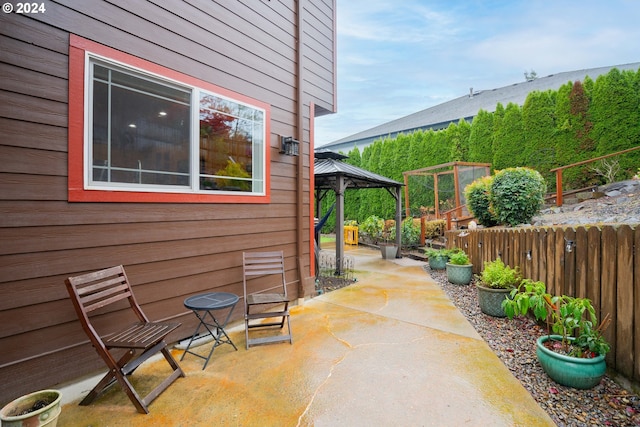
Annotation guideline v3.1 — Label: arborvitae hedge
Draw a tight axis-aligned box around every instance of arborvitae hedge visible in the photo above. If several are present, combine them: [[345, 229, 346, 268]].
[[318, 66, 640, 230]]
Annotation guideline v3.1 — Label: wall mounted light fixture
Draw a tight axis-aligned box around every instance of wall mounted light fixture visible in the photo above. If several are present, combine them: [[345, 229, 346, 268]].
[[565, 239, 575, 253], [280, 136, 300, 156]]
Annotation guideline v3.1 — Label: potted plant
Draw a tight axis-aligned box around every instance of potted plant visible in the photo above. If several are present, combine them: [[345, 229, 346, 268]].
[[360, 215, 384, 245], [425, 247, 449, 270], [445, 250, 473, 285], [379, 220, 398, 259], [502, 279, 611, 389], [475, 258, 521, 317], [1, 389, 62, 427]]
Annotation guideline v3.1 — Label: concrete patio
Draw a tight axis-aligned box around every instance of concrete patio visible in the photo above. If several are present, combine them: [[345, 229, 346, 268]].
[[56, 244, 555, 426]]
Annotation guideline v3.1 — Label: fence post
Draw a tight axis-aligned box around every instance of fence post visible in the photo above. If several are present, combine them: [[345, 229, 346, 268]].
[[555, 168, 563, 207]]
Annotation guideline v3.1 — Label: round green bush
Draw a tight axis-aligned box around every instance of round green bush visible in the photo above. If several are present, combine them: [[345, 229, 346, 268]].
[[489, 167, 547, 226], [464, 175, 498, 227]]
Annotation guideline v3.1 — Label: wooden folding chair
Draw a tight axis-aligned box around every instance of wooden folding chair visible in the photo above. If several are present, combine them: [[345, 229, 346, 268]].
[[242, 251, 293, 349], [65, 265, 185, 414]]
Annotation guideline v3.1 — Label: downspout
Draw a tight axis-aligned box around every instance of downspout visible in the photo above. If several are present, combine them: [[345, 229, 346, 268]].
[[295, 0, 310, 302]]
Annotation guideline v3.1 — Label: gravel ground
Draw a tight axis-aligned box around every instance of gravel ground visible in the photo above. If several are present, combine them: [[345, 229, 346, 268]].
[[427, 265, 640, 427]]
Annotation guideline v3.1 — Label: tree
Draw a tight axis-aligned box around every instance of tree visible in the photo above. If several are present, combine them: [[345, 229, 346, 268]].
[[590, 68, 640, 177], [448, 119, 472, 161], [493, 103, 525, 170], [522, 90, 556, 183], [468, 109, 494, 163]]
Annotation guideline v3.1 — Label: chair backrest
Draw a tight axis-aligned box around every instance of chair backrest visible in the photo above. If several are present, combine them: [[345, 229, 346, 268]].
[[242, 251, 287, 296], [65, 266, 148, 341]]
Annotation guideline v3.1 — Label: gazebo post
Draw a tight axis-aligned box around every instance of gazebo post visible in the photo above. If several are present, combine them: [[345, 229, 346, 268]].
[[395, 186, 402, 257], [334, 175, 346, 275]]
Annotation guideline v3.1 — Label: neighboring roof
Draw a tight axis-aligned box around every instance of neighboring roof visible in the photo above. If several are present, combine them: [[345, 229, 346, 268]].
[[314, 157, 403, 190], [320, 62, 640, 153]]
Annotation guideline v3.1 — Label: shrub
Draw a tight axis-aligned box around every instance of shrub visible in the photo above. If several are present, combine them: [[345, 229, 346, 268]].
[[490, 167, 547, 226], [400, 218, 420, 247], [424, 219, 446, 238], [360, 215, 384, 242], [464, 175, 498, 227]]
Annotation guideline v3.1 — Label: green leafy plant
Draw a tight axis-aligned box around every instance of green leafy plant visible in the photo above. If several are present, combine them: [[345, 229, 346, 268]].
[[448, 251, 470, 265], [360, 215, 384, 242], [502, 279, 611, 357], [489, 167, 547, 226], [382, 219, 396, 243], [464, 175, 498, 227], [478, 258, 521, 289], [424, 247, 462, 260], [400, 218, 420, 247]]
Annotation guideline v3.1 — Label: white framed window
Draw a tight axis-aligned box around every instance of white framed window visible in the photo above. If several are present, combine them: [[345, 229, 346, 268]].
[[69, 35, 270, 203]]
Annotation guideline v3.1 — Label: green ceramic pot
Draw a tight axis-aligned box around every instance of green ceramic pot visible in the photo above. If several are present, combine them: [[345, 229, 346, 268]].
[[476, 284, 512, 317], [428, 255, 447, 270], [536, 335, 606, 389], [445, 263, 473, 285]]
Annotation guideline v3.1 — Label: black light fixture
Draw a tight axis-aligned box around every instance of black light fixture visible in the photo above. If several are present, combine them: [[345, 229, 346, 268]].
[[280, 136, 300, 156]]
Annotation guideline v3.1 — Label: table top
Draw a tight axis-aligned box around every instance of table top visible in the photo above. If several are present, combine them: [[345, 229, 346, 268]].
[[184, 292, 239, 310]]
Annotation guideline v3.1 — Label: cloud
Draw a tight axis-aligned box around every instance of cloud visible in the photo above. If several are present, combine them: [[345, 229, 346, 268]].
[[315, 0, 640, 147]]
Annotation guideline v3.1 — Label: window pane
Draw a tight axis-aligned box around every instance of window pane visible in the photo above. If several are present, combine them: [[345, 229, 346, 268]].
[[91, 63, 191, 187], [199, 93, 263, 192]]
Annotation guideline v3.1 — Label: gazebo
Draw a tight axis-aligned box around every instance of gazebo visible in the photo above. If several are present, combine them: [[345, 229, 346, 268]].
[[314, 150, 404, 275]]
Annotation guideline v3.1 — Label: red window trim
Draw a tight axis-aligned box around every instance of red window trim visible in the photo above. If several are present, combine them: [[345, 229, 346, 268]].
[[68, 34, 271, 203]]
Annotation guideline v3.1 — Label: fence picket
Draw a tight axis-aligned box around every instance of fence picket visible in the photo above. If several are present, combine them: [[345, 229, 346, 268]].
[[564, 227, 576, 297], [634, 226, 640, 381], [600, 225, 617, 367], [616, 225, 634, 378], [553, 228, 565, 296], [575, 227, 588, 299]]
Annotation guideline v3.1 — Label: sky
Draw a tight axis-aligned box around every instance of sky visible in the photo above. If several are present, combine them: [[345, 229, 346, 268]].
[[314, 0, 640, 147]]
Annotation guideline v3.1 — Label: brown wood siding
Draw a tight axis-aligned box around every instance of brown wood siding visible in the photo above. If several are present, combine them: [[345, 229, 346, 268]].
[[303, 0, 336, 113], [0, 0, 335, 403]]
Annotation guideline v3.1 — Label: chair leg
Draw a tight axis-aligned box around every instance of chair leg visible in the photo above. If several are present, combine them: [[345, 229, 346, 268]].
[[286, 315, 293, 344], [245, 315, 250, 350], [82, 346, 184, 414], [79, 370, 117, 406], [161, 347, 185, 378], [80, 349, 136, 406], [117, 347, 184, 414], [117, 372, 149, 414]]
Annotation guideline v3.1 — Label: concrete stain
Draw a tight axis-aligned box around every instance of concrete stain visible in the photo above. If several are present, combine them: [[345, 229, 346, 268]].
[[57, 246, 554, 426]]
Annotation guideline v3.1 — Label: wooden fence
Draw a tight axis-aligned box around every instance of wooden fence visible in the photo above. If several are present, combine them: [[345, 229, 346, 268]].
[[445, 225, 639, 383]]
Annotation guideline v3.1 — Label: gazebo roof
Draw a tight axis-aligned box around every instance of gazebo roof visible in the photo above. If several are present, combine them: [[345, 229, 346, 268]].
[[314, 158, 403, 190]]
